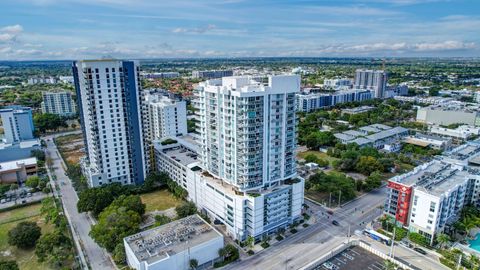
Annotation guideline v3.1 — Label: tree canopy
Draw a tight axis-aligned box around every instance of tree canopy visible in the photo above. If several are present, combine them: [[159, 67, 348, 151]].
[[8, 221, 42, 249]]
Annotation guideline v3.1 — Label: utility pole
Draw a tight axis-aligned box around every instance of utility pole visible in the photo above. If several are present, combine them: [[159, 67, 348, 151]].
[[389, 227, 396, 258], [338, 190, 342, 207]]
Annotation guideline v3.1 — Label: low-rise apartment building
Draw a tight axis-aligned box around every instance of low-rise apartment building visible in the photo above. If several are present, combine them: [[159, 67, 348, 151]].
[[0, 157, 37, 184], [296, 89, 373, 112], [385, 140, 480, 244], [334, 124, 409, 152]]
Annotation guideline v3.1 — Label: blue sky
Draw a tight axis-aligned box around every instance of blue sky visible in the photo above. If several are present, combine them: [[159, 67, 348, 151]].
[[0, 0, 479, 60]]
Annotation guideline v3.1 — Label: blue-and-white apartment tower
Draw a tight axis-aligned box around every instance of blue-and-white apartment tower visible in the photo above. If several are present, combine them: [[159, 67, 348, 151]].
[[73, 60, 148, 187]]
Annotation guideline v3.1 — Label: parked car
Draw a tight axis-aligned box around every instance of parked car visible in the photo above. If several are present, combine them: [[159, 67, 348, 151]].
[[399, 241, 412, 248], [332, 220, 340, 226], [414, 247, 427, 255], [327, 210, 334, 215]]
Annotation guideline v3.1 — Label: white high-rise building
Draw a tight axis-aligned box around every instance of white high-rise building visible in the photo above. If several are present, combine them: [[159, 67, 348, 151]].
[[145, 93, 187, 140], [73, 60, 149, 187], [0, 106, 35, 144], [41, 91, 77, 116], [196, 75, 299, 191], [354, 69, 387, 98]]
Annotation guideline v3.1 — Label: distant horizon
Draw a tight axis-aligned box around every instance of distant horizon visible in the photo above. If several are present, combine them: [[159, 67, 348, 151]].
[[1, 56, 480, 63], [1, 0, 479, 60]]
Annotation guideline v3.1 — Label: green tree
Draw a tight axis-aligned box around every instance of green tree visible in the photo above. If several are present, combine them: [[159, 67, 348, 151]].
[[77, 183, 130, 217], [90, 205, 142, 252], [109, 195, 146, 217], [355, 156, 383, 175], [364, 171, 383, 191], [175, 202, 197, 218], [189, 258, 198, 270], [0, 260, 19, 270], [9, 183, 18, 191], [8, 221, 42, 249], [436, 233, 451, 249], [35, 230, 72, 267], [113, 243, 127, 264], [33, 113, 67, 133], [245, 235, 255, 249], [154, 214, 172, 226], [25, 176, 40, 189], [409, 232, 429, 246], [30, 149, 46, 161], [383, 260, 396, 270]]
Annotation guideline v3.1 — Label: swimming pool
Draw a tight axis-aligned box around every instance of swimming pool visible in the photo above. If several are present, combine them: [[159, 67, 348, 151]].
[[469, 234, 480, 252]]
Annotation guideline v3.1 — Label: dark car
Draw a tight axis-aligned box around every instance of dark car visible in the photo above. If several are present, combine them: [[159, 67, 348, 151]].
[[327, 210, 334, 215], [332, 220, 340, 226], [414, 247, 427, 255]]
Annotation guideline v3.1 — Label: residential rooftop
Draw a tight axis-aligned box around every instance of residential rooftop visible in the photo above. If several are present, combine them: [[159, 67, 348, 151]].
[[0, 157, 37, 172], [124, 215, 222, 265]]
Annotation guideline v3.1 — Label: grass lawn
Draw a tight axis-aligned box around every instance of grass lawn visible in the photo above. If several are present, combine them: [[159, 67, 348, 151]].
[[297, 150, 339, 167], [140, 189, 183, 213], [0, 203, 54, 270]]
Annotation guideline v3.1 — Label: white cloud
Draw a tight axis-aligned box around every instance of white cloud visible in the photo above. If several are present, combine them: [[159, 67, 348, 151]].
[[172, 24, 217, 34], [0, 24, 23, 43]]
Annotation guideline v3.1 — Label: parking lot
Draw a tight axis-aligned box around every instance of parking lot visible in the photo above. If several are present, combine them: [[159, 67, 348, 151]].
[[318, 246, 385, 270]]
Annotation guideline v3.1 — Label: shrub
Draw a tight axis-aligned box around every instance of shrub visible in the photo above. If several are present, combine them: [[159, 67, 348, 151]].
[[290, 228, 297, 234], [260, 242, 270, 249], [247, 250, 254, 255], [303, 223, 309, 228], [275, 235, 284, 241]]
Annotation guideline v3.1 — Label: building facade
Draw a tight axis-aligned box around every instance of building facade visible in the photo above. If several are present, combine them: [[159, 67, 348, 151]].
[[354, 69, 387, 99], [384, 140, 480, 244], [124, 215, 223, 270], [416, 105, 480, 127], [153, 75, 305, 241], [41, 91, 77, 116], [296, 89, 372, 112], [0, 157, 37, 184], [0, 106, 35, 144], [192, 70, 233, 79], [73, 59, 149, 187], [144, 94, 187, 140], [196, 75, 298, 190]]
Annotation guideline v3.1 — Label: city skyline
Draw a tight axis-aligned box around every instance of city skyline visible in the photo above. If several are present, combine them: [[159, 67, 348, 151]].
[[0, 0, 479, 60]]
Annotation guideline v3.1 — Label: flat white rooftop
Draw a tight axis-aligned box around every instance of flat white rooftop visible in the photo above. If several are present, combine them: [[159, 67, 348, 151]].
[[124, 215, 221, 265], [0, 157, 37, 172]]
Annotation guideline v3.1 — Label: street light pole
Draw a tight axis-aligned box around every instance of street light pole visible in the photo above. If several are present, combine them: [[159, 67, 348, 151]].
[[338, 190, 342, 207], [389, 227, 396, 258]]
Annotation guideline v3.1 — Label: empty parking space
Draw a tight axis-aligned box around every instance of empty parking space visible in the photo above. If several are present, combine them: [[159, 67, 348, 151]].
[[318, 246, 385, 270]]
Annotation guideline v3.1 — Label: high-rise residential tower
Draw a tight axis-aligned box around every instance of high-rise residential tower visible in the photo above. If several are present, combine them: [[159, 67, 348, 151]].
[[196, 75, 299, 191], [0, 106, 35, 144], [354, 69, 387, 98], [144, 93, 188, 140], [73, 60, 148, 187], [41, 91, 77, 116], [152, 75, 304, 240]]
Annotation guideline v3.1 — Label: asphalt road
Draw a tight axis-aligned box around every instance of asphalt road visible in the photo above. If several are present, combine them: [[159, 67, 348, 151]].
[[44, 132, 116, 270], [224, 187, 387, 270], [362, 236, 449, 270]]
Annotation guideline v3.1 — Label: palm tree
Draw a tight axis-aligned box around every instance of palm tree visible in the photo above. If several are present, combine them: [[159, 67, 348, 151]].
[[245, 235, 255, 249], [436, 233, 451, 249], [470, 254, 480, 270], [189, 258, 198, 270], [383, 260, 396, 270]]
